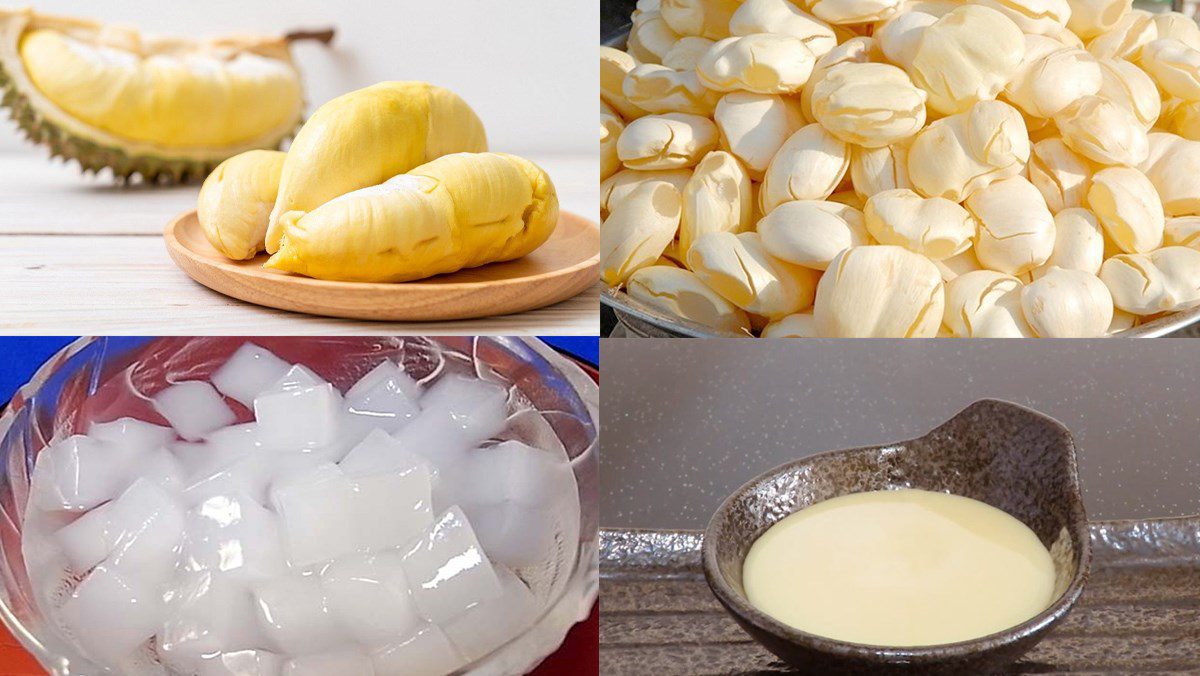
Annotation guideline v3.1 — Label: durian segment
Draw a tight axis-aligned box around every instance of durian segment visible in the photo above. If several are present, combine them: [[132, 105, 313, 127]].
[[265, 153, 558, 283], [0, 8, 311, 183], [198, 150, 286, 260], [265, 81, 488, 253], [18, 29, 301, 148]]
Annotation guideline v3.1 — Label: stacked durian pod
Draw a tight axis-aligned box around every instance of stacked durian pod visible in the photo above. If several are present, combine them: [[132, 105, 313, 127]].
[[198, 82, 561, 284], [600, 0, 1200, 338], [0, 7, 332, 184]]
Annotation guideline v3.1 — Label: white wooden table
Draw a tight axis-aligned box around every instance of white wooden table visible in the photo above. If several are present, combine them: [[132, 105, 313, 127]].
[[0, 152, 600, 335]]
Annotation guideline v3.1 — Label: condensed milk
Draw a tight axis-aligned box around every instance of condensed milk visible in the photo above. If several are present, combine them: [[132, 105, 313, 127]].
[[742, 488, 1057, 647]]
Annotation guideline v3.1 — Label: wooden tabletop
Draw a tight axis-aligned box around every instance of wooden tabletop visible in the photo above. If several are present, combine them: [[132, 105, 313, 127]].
[[0, 152, 600, 335]]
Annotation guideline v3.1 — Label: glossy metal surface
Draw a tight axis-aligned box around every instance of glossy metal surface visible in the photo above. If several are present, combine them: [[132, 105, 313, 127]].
[[604, 277, 1200, 338]]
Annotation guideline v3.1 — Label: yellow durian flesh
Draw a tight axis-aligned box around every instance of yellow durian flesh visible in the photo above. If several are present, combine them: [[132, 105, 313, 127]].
[[265, 152, 558, 283], [265, 81, 488, 253], [18, 28, 302, 148], [198, 150, 286, 260]]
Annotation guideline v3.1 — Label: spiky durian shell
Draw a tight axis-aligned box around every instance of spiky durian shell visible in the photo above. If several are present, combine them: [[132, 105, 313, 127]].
[[1, 61, 223, 184], [0, 9, 304, 185]]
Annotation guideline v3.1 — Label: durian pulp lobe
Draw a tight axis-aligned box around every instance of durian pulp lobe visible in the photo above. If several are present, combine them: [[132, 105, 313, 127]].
[[265, 152, 558, 283], [18, 28, 301, 148], [198, 149, 286, 260], [265, 81, 489, 253]]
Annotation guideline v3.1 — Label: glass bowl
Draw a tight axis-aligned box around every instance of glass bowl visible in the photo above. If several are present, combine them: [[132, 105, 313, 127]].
[[0, 336, 598, 675]]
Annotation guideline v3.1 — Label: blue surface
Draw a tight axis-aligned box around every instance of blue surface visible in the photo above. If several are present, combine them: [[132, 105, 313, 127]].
[[0, 337, 597, 404], [542, 337, 598, 366], [0, 336, 76, 404]]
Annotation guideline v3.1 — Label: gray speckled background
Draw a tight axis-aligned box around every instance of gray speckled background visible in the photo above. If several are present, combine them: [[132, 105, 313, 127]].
[[601, 339, 1200, 528], [601, 0, 634, 39]]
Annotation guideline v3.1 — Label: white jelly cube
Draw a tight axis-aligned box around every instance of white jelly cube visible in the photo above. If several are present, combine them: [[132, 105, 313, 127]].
[[371, 624, 467, 676], [180, 494, 289, 583], [87, 418, 175, 455], [197, 649, 284, 676], [195, 452, 334, 509], [160, 570, 263, 661], [348, 467, 433, 552], [53, 479, 182, 576], [211, 343, 293, 408], [55, 500, 117, 572], [447, 440, 574, 515], [427, 459, 469, 516], [348, 360, 421, 402], [463, 501, 562, 570], [298, 425, 359, 465], [338, 411, 380, 452], [321, 551, 422, 645], [282, 650, 374, 676], [61, 565, 162, 666], [444, 566, 538, 661], [172, 439, 243, 484], [204, 423, 265, 458], [252, 574, 347, 655], [474, 440, 577, 508], [344, 361, 421, 434], [141, 446, 186, 493], [105, 479, 187, 588], [451, 448, 509, 508], [254, 384, 341, 450], [157, 645, 205, 676], [268, 452, 336, 491], [269, 465, 359, 567], [184, 454, 270, 508], [339, 428, 434, 479], [31, 435, 136, 511], [454, 439, 579, 570], [264, 364, 325, 394], [114, 649, 174, 676], [270, 461, 344, 494], [394, 415, 473, 480], [153, 382, 237, 442], [393, 378, 508, 498], [400, 507, 503, 624], [251, 412, 355, 462], [419, 375, 508, 445]]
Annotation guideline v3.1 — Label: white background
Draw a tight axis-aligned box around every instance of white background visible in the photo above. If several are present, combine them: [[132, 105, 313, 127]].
[[0, 0, 598, 155]]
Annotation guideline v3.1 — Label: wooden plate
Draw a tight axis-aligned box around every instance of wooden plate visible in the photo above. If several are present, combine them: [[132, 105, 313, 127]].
[[164, 210, 599, 321]]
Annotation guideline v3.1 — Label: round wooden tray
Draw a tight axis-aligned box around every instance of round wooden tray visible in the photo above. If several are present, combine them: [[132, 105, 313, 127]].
[[164, 210, 599, 321]]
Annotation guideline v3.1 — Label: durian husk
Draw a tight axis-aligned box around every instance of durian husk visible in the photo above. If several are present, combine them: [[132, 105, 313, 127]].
[[0, 7, 318, 184]]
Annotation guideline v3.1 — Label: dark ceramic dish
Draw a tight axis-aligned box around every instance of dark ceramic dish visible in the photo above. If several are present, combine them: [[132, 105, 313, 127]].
[[702, 399, 1092, 675]]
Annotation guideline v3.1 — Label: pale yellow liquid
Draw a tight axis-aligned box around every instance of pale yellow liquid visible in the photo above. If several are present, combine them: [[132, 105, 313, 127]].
[[742, 489, 1056, 647]]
